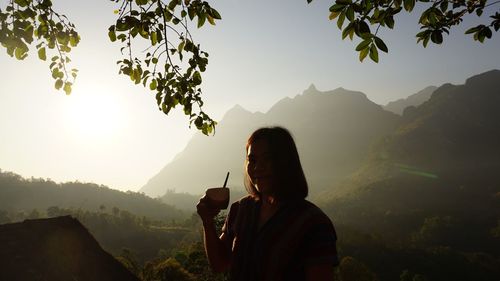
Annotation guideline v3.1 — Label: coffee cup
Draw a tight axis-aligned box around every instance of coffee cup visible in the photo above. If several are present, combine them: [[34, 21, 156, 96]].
[[205, 187, 230, 210]]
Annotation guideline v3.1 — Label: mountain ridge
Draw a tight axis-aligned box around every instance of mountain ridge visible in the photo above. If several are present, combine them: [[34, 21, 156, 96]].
[[141, 85, 401, 197], [319, 69, 500, 232], [384, 86, 437, 115]]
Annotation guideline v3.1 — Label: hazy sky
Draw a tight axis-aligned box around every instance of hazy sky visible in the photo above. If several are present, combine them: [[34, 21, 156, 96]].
[[1, 0, 499, 192]]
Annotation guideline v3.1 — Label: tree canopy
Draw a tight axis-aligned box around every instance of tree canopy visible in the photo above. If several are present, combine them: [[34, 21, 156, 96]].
[[1, 0, 498, 134]]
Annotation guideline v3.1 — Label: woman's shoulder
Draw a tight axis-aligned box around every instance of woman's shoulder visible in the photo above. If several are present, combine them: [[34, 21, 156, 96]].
[[293, 199, 333, 222], [227, 194, 257, 213], [232, 194, 258, 206]]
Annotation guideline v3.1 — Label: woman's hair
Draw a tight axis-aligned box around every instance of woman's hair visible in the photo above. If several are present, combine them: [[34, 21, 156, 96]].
[[244, 126, 308, 201]]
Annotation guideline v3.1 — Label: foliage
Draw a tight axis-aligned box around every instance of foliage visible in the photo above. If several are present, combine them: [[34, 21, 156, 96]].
[[108, 0, 219, 134], [338, 256, 379, 281], [116, 248, 143, 277], [307, 0, 500, 62], [145, 258, 195, 281], [0, 0, 219, 134], [0, 0, 79, 94]]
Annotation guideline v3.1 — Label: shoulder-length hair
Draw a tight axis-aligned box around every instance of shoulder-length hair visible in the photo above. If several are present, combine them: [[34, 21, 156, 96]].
[[244, 126, 308, 201]]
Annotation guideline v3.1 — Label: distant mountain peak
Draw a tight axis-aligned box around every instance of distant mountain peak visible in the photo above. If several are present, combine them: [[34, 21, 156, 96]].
[[221, 104, 252, 121], [228, 104, 247, 113], [303, 83, 319, 95], [328, 87, 371, 102]]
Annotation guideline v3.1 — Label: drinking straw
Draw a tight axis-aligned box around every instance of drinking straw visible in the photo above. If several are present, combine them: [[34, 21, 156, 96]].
[[223, 172, 230, 188]]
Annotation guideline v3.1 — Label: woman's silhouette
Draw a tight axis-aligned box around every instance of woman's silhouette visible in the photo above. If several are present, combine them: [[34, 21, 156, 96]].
[[197, 126, 339, 281]]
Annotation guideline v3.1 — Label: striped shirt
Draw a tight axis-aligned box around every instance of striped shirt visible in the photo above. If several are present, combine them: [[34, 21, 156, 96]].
[[222, 196, 339, 281]]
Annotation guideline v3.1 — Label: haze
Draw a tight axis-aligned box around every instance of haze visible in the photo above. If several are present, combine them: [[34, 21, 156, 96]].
[[0, 0, 499, 192]]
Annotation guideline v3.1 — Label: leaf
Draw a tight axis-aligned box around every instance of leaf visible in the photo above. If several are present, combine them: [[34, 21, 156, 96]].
[[150, 79, 157, 90], [207, 15, 215, 25], [151, 31, 157, 45], [163, 10, 173, 22], [359, 47, 369, 62], [358, 20, 370, 35], [403, 0, 415, 12], [38, 47, 47, 61], [330, 4, 346, 12], [168, 0, 178, 11], [385, 16, 395, 29], [355, 39, 371, 51], [485, 27, 492, 39], [55, 79, 63, 90], [348, 26, 355, 40], [15, 47, 28, 60], [188, 7, 195, 20], [369, 44, 379, 62], [374, 37, 388, 53], [178, 40, 185, 53], [329, 11, 340, 20], [465, 26, 481, 34], [342, 24, 353, 39], [440, 1, 448, 12], [69, 35, 79, 47], [430, 30, 443, 44], [197, 14, 206, 28], [337, 12, 346, 29], [346, 6, 355, 21], [210, 8, 222, 20], [423, 35, 430, 47], [193, 71, 202, 85], [63, 82, 72, 95], [478, 30, 485, 42], [108, 30, 116, 42]]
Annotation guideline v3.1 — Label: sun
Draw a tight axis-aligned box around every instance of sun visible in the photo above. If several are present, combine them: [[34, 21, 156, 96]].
[[63, 84, 125, 139]]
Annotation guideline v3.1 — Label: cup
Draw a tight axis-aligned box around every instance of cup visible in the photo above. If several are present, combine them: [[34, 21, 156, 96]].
[[205, 187, 230, 210]]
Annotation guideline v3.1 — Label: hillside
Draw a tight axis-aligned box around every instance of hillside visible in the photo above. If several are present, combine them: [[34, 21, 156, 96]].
[[319, 70, 500, 276], [141, 85, 401, 197], [0, 216, 139, 281], [0, 170, 185, 221]]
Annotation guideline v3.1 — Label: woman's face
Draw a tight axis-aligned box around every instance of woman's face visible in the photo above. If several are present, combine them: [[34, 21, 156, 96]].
[[246, 139, 274, 195]]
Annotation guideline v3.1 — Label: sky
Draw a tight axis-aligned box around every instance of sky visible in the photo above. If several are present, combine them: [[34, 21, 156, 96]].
[[1, 0, 499, 192]]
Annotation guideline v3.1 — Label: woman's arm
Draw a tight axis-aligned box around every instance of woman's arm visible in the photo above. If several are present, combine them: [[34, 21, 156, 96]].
[[197, 197, 231, 272]]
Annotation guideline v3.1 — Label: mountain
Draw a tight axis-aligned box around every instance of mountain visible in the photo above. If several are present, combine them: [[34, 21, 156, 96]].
[[384, 86, 437, 115], [0, 216, 139, 281], [311, 70, 500, 281], [320, 69, 500, 253], [379, 69, 500, 177], [141, 84, 401, 197], [0, 171, 185, 221]]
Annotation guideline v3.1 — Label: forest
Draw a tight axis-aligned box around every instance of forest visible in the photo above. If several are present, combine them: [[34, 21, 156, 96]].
[[1, 167, 499, 281]]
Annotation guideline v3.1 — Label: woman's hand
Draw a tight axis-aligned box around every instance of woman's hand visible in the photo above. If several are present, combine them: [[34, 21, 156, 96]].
[[196, 195, 221, 224], [197, 195, 231, 273]]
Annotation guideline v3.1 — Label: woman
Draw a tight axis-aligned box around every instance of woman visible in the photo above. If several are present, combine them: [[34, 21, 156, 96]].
[[197, 126, 339, 281]]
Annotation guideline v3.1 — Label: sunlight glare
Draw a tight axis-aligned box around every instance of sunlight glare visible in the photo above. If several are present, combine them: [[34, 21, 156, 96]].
[[64, 84, 125, 139]]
